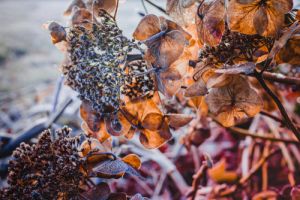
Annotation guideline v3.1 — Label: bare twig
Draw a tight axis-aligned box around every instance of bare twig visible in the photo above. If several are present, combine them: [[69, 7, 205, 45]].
[[262, 141, 270, 191], [140, 0, 149, 14], [211, 115, 299, 144], [259, 72, 300, 86], [229, 127, 299, 144], [253, 70, 300, 141], [144, 0, 166, 14], [187, 163, 208, 200], [260, 110, 300, 130]]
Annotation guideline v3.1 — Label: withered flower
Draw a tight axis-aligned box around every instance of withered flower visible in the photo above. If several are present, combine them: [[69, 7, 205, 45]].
[[0, 127, 143, 199], [0, 127, 85, 199], [133, 14, 191, 96], [205, 75, 263, 127], [133, 14, 191, 69], [64, 11, 141, 115], [228, 0, 293, 36]]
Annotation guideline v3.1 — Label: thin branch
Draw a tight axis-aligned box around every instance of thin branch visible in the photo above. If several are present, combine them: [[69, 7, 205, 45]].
[[253, 70, 300, 141], [229, 127, 300, 144], [113, 0, 119, 20], [211, 115, 299, 144], [260, 110, 300, 130], [144, 0, 166, 14], [248, 71, 300, 86], [140, 0, 149, 14], [187, 163, 208, 200]]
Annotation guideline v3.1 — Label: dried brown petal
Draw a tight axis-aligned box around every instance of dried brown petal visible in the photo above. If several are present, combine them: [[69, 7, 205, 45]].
[[228, 0, 293, 36], [208, 159, 238, 183], [43, 22, 66, 44], [205, 75, 262, 127], [86, 0, 118, 16], [196, 0, 225, 46], [140, 118, 172, 149], [122, 154, 142, 169], [165, 113, 194, 128]]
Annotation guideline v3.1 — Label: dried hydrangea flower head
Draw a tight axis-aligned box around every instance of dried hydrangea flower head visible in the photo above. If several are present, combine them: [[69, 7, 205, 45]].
[[0, 127, 85, 200], [198, 27, 274, 66], [64, 10, 153, 116]]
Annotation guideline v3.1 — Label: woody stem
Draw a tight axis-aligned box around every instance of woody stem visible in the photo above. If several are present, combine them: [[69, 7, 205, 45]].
[[253, 70, 300, 142]]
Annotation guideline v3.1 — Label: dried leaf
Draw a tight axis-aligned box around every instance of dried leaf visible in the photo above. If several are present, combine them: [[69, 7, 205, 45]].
[[86, 0, 118, 16], [122, 154, 142, 169], [140, 118, 172, 149], [208, 159, 238, 183], [91, 159, 141, 179], [133, 15, 190, 68], [268, 22, 300, 62], [196, 0, 225, 46], [228, 0, 293, 36], [205, 75, 262, 127], [80, 101, 102, 132], [43, 22, 66, 44], [165, 113, 194, 128], [121, 99, 173, 149], [133, 15, 161, 41], [166, 0, 198, 26], [185, 79, 208, 97], [276, 35, 300, 65]]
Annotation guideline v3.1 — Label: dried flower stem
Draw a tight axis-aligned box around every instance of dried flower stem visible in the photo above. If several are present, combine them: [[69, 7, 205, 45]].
[[262, 142, 270, 191], [188, 163, 208, 200], [253, 70, 300, 141], [260, 71, 300, 86], [229, 127, 299, 144], [211, 115, 299, 144]]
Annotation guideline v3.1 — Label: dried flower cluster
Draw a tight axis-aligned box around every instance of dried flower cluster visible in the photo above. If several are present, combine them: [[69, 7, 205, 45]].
[[198, 27, 274, 66], [63, 10, 154, 115], [0, 127, 84, 200]]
